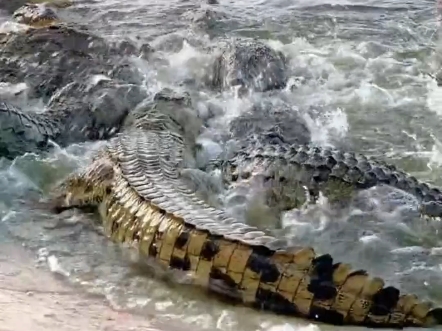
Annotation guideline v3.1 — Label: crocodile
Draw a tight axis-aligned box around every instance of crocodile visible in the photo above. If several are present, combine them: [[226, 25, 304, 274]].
[[211, 38, 288, 93], [0, 79, 147, 159], [0, 4, 162, 159], [208, 135, 442, 222], [228, 99, 311, 146], [12, 2, 61, 27], [1, 5, 151, 101], [43, 109, 442, 328], [0, 0, 72, 15], [0, 85, 202, 159]]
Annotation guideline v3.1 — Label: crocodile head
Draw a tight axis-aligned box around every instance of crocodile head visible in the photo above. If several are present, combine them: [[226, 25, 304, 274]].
[[124, 88, 204, 168], [212, 39, 288, 93], [12, 3, 60, 28], [47, 155, 115, 213], [152, 88, 203, 139], [229, 99, 312, 145]]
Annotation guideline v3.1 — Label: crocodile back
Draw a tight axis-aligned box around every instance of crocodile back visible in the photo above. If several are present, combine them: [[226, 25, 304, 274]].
[[218, 137, 442, 219], [100, 129, 442, 328], [0, 102, 61, 158], [47, 118, 442, 328]]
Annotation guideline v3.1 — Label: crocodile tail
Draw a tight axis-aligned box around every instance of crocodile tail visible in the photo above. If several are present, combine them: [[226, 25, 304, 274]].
[[0, 102, 61, 159], [209, 241, 442, 328], [45, 126, 442, 327], [284, 253, 442, 327], [109, 130, 442, 328]]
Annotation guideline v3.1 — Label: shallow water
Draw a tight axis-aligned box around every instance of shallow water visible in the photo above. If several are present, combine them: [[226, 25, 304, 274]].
[[2, 0, 442, 330]]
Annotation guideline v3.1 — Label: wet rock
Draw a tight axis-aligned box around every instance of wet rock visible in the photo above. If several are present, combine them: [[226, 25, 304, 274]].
[[229, 100, 311, 145], [0, 24, 148, 101], [48, 78, 148, 139], [211, 39, 288, 92], [109, 39, 154, 61], [139, 43, 155, 58]]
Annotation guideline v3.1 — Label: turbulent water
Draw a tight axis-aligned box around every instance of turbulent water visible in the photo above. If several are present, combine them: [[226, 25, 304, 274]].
[[2, 0, 442, 330]]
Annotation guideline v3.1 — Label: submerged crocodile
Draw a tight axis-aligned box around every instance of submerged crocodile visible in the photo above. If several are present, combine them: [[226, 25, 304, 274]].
[[44, 111, 442, 328], [0, 84, 203, 159], [228, 98, 311, 146], [12, 2, 61, 27], [0, 0, 72, 15], [0, 3, 165, 159], [211, 39, 288, 93], [1, 3, 152, 100], [0, 80, 146, 158], [208, 135, 442, 221]]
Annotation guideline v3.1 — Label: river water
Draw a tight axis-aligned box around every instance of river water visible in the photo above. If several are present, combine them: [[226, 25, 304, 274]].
[[1, 0, 442, 330]]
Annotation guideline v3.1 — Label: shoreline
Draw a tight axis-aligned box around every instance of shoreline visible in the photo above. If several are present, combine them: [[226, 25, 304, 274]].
[[0, 243, 184, 331]]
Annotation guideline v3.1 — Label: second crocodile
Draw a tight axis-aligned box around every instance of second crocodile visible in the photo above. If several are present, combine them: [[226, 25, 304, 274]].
[[208, 135, 442, 221]]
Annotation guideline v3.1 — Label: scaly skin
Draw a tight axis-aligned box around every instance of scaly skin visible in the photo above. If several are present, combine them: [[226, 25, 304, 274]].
[[12, 3, 60, 27], [0, 79, 146, 159], [228, 99, 311, 145], [0, 86, 198, 162], [212, 39, 288, 93], [0, 7, 152, 159], [209, 137, 442, 220], [46, 114, 442, 328], [0, 102, 61, 157], [0, 0, 72, 14], [0, 4, 63, 157], [0, 71, 148, 161], [0, 21, 149, 100]]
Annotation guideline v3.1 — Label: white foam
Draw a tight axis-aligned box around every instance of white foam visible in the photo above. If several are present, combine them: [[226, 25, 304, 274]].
[[426, 79, 442, 116], [0, 21, 30, 34], [263, 323, 321, 331], [47, 255, 70, 277]]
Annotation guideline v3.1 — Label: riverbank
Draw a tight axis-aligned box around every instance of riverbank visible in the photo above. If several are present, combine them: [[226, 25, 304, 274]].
[[0, 243, 184, 331]]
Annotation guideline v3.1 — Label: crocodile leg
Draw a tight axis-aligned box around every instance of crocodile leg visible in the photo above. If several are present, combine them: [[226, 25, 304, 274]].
[[46, 128, 442, 328]]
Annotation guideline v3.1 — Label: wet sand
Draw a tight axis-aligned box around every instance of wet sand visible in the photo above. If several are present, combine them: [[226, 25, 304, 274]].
[[0, 243, 184, 331]]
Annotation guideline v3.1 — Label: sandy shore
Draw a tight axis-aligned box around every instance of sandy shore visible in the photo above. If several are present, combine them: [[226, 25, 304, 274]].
[[0, 243, 184, 331]]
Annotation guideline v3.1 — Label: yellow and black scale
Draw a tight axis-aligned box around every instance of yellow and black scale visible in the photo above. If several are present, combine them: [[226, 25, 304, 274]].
[[48, 126, 442, 329]]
